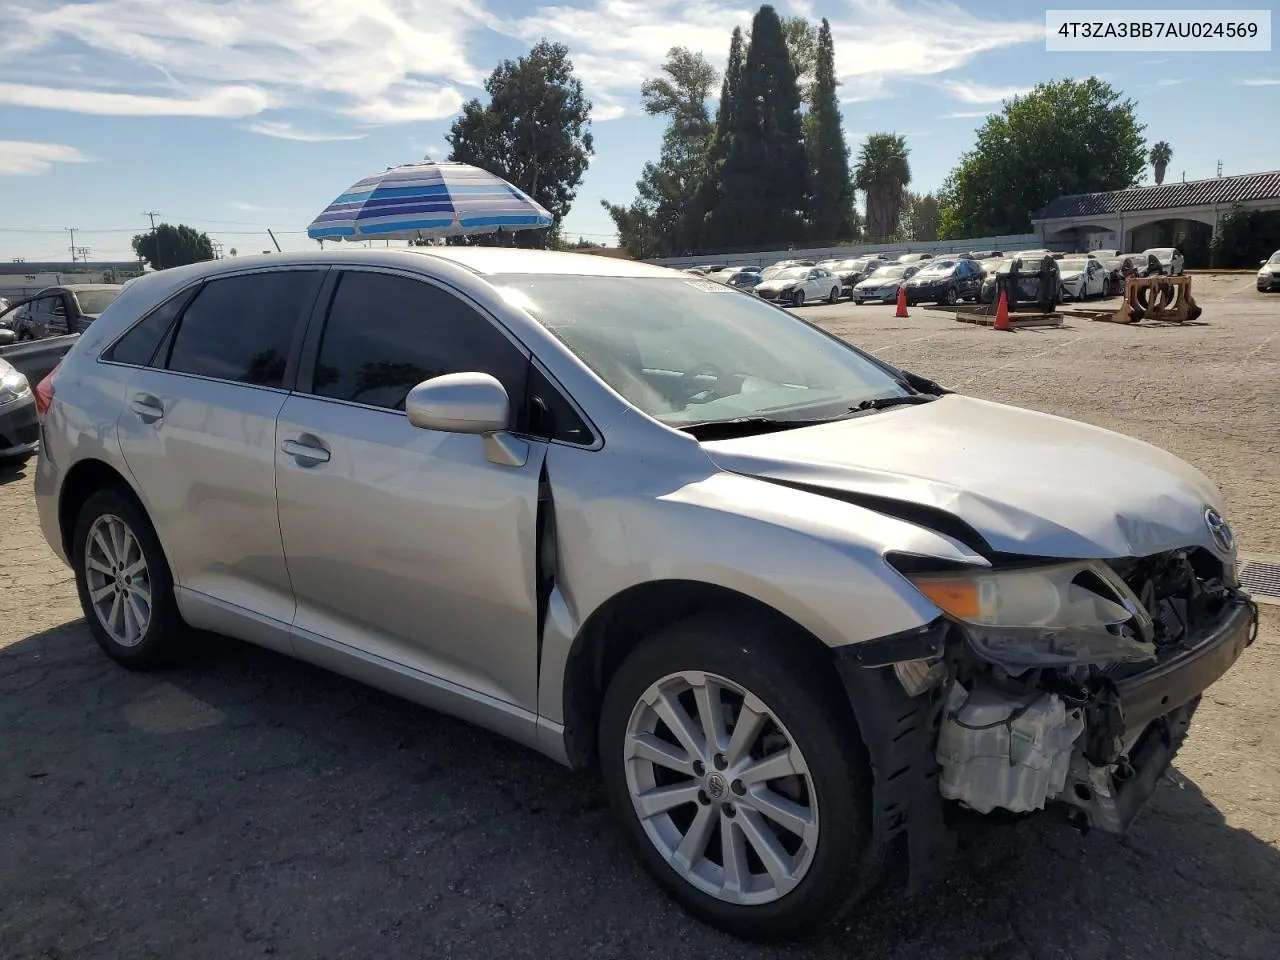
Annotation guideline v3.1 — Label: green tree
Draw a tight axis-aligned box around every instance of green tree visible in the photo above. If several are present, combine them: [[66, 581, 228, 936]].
[[447, 40, 594, 248], [703, 5, 808, 249], [939, 77, 1146, 237], [603, 47, 718, 257], [130, 223, 215, 270], [804, 19, 855, 242], [1211, 207, 1280, 268], [855, 133, 911, 241], [780, 15, 818, 103], [1149, 140, 1173, 185], [695, 26, 745, 248], [901, 191, 941, 241]]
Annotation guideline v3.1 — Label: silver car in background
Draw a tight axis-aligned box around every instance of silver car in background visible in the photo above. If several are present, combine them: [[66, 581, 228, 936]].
[[32, 248, 1256, 940]]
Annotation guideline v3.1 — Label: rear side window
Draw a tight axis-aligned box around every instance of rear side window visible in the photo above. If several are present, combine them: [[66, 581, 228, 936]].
[[103, 289, 194, 366], [165, 271, 322, 388], [310, 271, 528, 414]]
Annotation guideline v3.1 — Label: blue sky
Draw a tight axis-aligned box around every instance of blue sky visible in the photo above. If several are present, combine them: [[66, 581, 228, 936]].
[[1, 0, 1277, 262]]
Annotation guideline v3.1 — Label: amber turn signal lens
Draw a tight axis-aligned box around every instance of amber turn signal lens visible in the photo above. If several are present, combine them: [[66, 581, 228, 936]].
[[909, 577, 981, 619]]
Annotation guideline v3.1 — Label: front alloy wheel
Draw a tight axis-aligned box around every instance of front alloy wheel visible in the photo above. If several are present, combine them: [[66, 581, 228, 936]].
[[791, 290, 805, 307], [600, 615, 879, 940], [623, 670, 820, 905]]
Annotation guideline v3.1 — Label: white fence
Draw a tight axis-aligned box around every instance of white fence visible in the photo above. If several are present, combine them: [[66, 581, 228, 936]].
[[645, 233, 1070, 269]]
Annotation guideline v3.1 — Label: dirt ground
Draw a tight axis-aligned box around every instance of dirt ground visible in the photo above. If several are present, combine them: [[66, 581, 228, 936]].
[[1, 274, 1277, 959]]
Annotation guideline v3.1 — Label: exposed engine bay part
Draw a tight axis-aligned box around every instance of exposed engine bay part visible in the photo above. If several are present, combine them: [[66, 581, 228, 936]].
[[936, 682, 1084, 815], [893, 657, 947, 697]]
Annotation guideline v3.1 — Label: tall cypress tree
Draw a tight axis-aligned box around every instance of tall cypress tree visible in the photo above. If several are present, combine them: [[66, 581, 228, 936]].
[[806, 18, 855, 241], [697, 27, 744, 250], [705, 6, 808, 249]]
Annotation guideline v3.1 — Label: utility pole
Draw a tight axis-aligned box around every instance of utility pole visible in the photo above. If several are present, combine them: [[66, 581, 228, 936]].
[[74, 246, 91, 262], [211, 240, 224, 259], [1216, 159, 1223, 178], [143, 211, 163, 268], [66, 227, 79, 262], [143, 210, 161, 231]]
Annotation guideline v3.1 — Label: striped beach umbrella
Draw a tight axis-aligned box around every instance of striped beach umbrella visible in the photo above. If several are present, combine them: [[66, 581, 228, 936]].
[[307, 160, 553, 241]]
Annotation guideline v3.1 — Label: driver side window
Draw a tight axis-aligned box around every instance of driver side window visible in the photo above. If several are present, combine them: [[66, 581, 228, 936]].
[[310, 271, 529, 419]]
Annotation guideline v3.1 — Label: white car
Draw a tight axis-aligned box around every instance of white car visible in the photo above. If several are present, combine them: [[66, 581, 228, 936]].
[[1258, 250, 1280, 292], [851, 264, 921, 303], [753, 266, 842, 306], [1056, 258, 1109, 300], [896, 253, 933, 264], [1140, 247, 1184, 276]]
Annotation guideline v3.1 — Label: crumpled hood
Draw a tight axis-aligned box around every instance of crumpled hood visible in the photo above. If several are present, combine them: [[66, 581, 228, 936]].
[[702, 395, 1227, 560]]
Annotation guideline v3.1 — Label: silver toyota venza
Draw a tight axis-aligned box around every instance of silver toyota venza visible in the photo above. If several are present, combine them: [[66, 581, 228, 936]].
[[32, 249, 1257, 939]]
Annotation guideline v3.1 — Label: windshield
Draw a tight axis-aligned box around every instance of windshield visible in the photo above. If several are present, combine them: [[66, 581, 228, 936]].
[[759, 265, 784, 280], [1058, 259, 1088, 271], [1270, 251, 1280, 264], [773, 267, 810, 281], [495, 275, 907, 427], [72, 289, 121, 315], [917, 259, 957, 274], [867, 266, 907, 280]]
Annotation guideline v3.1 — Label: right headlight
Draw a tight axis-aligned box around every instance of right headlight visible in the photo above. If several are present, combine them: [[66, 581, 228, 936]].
[[905, 560, 1155, 668]]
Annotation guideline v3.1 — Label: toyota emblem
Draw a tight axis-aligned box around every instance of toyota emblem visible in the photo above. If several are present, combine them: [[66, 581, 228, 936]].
[[1204, 507, 1234, 553]]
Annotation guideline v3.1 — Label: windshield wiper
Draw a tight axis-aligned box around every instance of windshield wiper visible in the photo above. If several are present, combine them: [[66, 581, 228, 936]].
[[852, 394, 939, 412], [678, 416, 846, 440]]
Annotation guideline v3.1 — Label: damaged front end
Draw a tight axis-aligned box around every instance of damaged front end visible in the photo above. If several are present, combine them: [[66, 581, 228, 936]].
[[835, 546, 1257, 879]]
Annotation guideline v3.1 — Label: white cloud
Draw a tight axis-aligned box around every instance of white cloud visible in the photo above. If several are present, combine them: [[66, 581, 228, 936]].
[[1240, 77, 1280, 86], [1, 0, 483, 123], [832, 1, 1041, 91], [938, 79, 1032, 104], [0, 139, 93, 174], [242, 120, 369, 142], [0, 80, 268, 116], [941, 110, 992, 119], [1156, 78, 1185, 87]]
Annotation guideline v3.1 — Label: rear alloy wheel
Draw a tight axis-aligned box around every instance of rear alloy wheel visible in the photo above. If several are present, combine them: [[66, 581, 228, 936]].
[[791, 290, 805, 308], [827, 287, 839, 304], [72, 486, 192, 669], [600, 614, 878, 940]]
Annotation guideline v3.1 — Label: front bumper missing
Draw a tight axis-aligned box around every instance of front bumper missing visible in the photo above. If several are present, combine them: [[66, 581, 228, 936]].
[[830, 597, 1257, 877]]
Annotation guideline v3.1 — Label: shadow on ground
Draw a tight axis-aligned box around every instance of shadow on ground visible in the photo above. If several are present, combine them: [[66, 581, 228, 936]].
[[2, 621, 1277, 960]]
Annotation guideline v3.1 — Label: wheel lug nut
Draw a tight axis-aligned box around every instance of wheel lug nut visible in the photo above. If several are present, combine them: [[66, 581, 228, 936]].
[[692, 760, 705, 777], [713, 754, 727, 771], [697, 789, 710, 806], [731, 779, 745, 796]]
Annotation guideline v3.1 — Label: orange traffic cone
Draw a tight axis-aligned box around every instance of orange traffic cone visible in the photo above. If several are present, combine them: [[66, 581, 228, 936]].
[[894, 286, 909, 318], [992, 289, 1011, 331]]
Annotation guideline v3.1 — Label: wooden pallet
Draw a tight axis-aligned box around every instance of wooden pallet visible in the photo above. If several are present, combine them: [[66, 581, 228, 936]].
[[953, 309, 1063, 328]]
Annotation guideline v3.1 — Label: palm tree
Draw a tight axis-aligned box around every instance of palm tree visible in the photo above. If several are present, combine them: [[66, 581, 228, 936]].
[[855, 134, 911, 241], [1149, 141, 1173, 186]]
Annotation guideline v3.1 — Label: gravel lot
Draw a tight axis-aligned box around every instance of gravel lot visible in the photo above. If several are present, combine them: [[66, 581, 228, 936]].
[[1, 274, 1277, 959]]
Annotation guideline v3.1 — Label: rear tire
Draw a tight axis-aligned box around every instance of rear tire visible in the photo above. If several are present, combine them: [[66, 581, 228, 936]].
[[599, 613, 878, 940], [827, 287, 839, 303], [71, 486, 192, 669]]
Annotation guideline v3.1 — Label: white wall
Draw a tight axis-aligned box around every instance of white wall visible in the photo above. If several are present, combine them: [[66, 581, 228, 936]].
[[646, 233, 1070, 269]]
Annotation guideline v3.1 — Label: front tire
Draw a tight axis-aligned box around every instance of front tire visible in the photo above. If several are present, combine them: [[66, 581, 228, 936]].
[[599, 613, 877, 940], [939, 285, 958, 306], [72, 486, 192, 669], [791, 290, 805, 308]]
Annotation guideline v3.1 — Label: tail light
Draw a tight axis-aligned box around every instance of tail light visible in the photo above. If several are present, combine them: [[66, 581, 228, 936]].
[[34, 362, 59, 420]]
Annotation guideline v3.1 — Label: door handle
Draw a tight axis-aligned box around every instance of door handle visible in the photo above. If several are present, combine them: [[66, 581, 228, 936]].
[[130, 394, 165, 423], [281, 437, 330, 464]]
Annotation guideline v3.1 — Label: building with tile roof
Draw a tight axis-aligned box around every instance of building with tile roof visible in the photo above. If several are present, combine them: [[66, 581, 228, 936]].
[[1030, 170, 1280, 253]]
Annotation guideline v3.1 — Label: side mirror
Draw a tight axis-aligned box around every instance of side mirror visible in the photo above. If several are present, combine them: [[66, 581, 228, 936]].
[[404, 372, 528, 467], [0, 329, 15, 346]]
